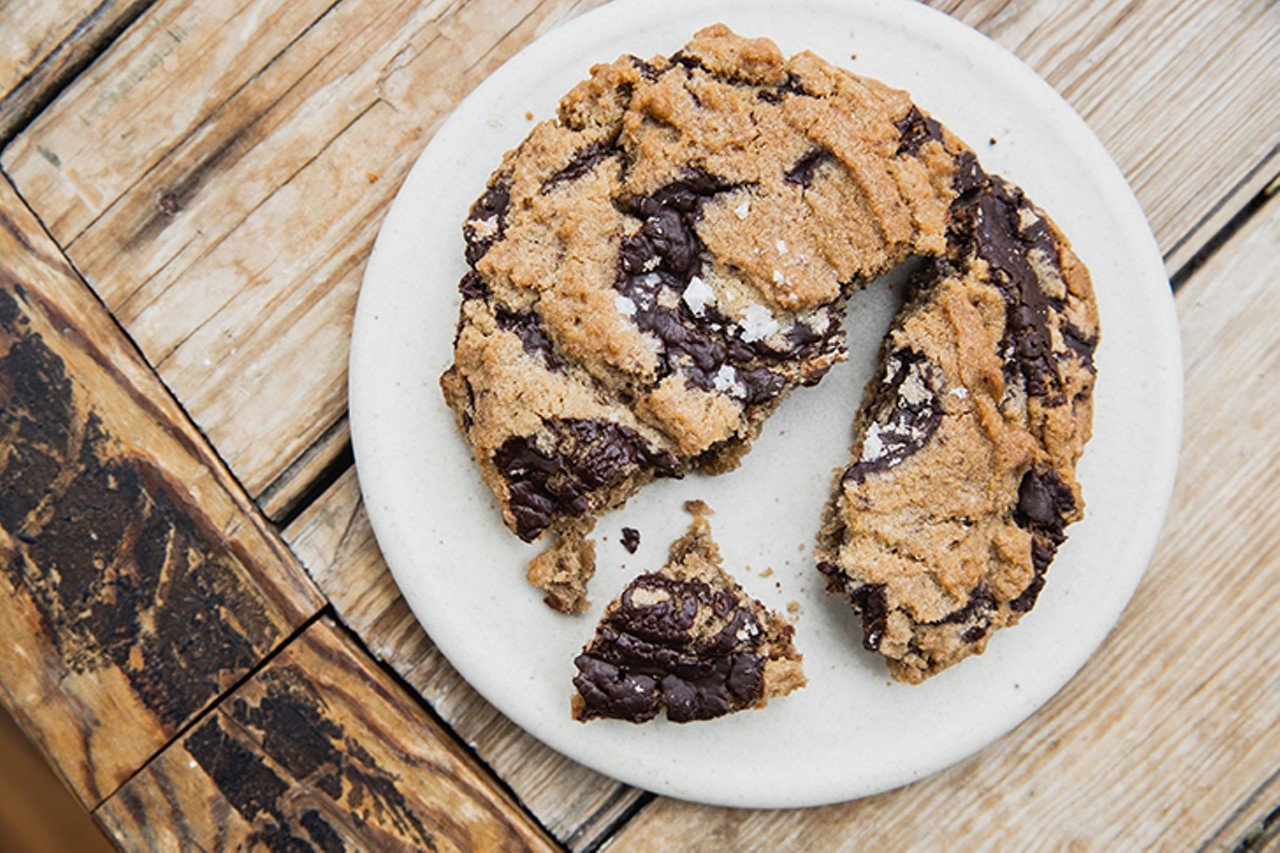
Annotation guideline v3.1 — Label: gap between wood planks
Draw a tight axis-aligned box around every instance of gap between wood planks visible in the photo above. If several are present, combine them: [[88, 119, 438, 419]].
[[86, 604, 567, 849], [0, 1, 161, 149], [0, 171, 560, 844]]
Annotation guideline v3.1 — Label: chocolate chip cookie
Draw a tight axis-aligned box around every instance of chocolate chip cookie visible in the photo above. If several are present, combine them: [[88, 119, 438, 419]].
[[815, 157, 1098, 683], [441, 22, 1098, 670], [572, 504, 805, 723]]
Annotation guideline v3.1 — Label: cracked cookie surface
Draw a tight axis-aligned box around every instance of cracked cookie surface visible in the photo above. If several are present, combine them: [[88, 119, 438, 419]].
[[572, 505, 805, 723]]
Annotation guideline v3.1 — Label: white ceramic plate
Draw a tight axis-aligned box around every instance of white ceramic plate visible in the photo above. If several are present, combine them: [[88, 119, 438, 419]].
[[349, 0, 1181, 808]]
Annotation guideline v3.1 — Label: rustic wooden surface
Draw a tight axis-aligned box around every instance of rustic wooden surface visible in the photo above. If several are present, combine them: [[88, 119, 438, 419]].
[[0, 0, 1276, 848], [0, 0, 156, 143], [96, 617, 555, 851], [0, 175, 323, 807]]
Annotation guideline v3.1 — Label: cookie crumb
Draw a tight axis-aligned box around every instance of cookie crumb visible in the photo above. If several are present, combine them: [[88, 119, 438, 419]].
[[684, 499, 713, 517], [787, 601, 801, 614], [525, 111, 534, 120], [989, 137, 998, 145], [526, 522, 596, 613], [621, 526, 640, 554], [366, 171, 379, 183], [759, 567, 774, 578]]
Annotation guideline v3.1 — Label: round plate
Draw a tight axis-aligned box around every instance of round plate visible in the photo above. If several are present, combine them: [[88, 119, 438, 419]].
[[349, 0, 1181, 809]]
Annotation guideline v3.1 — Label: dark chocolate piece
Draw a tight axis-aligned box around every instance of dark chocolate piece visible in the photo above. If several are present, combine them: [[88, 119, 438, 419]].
[[495, 307, 561, 370], [614, 172, 816, 407], [543, 138, 619, 190], [849, 583, 889, 652], [894, 106, 944, 157], [952, 174, 1065, 401], [462, 173, 512, 266], [572, 574, 766, 723], [785, 148, 835, 188], [1061, 323, 1098, 371], [937, 583, 996, 643], [621, 527, 641, 554], [1008, 469, 1075, 612], [493, 419, 679, 541], [458, 271, 487, 300], [843, 350, 944, 484]]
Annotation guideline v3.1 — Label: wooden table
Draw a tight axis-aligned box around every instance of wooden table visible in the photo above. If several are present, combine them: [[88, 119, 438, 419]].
[[0, 0, 1276, 848]]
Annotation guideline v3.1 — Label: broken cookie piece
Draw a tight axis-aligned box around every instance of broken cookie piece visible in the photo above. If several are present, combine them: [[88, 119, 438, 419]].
[[572, 507, 805, 722], [815, 160, 1097, 684], [526, 522, 597, 613]]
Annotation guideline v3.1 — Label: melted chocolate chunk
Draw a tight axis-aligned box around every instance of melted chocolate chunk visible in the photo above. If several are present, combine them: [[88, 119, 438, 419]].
[[785, 148, 836, 187], [495, 307, 561, 369], [463, 174, 512, 266], [756, 73, 811, 103], [1008, 469, 1074, 612], [843, 350, 944, 483], [849, 583, 889, 652], [493, 419, 679, 541], [573, 574, 766, 722], [937, 583, 996, 643], [628, 55, 660, 81], [621, 527, 641, 554], [1061, 323, 1098, 371], [952, 151, 987, 198], [953, 175, 1065, 400], [1014, 468, 1075, 532], [458, 271, 487, 300], [543, 138, 619, 190], [895, 106, 944, 157], [615, 172, 798, 406]]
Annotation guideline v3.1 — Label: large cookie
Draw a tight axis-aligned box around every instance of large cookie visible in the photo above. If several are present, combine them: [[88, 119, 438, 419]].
[[440, 25, 957, 549], [441, 23, 1098, 673], [572, 504, 805, 723]]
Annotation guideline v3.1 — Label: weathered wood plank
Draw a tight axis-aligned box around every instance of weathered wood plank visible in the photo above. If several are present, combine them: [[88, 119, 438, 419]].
[[0, 175, 323, 807], [0, 0, 156, 143], [95, 617, 556, 851], [284, 469, 643, 847], [3, 0, 1273, 516], [602, 190, 1280, 849]]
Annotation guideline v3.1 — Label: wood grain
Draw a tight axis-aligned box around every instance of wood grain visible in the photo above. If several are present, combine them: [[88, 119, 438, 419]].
[[2, 0, 1274, 516], [0, 0, 156, 143], [602, 190, 1280, 850], [284, 469, 643, 848], [95, 617, 556, 851], [0, 175, 323, 807]]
